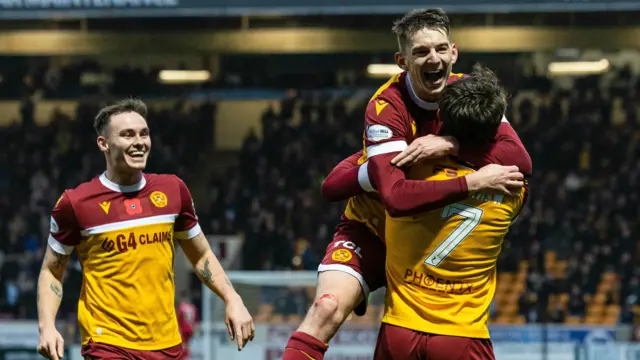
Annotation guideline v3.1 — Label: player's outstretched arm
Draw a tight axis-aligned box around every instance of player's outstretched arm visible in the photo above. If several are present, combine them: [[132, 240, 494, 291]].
[[37, 245, 68, 360], [179, 232, 255, 351], [388, 121, 532, 175], [321, 151, 366, 202]]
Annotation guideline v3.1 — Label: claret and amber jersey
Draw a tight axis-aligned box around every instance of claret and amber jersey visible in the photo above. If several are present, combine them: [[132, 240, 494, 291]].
[[382, 158, 526, 339], [343, 71, 466, 238], [48, 173, 201, 350]]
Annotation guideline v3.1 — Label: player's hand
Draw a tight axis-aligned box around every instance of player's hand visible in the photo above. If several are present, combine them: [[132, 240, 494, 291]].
[[391, 135, 458, 167], [224, 295, 255, 351], [466, 164, 524, 196], [37, 326, 64, 360]]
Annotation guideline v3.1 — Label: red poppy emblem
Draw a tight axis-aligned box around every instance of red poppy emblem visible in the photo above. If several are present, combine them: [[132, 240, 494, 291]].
[[124, 198, 143, 215]]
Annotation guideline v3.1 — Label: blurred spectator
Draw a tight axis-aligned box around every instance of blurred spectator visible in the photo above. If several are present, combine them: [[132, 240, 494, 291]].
[[519, 292, 540, 323], [567, 285, 586, 318]]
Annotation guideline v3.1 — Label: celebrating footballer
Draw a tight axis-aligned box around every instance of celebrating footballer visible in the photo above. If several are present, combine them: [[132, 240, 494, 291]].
[[283, 8, 531, 360], [36, 99, 254, 360], [375, 64, 528, 359]]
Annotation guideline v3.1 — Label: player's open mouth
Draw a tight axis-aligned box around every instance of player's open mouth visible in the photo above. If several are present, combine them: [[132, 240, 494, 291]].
[[423, 70, 447, 85], [128, 151, 146, 158]]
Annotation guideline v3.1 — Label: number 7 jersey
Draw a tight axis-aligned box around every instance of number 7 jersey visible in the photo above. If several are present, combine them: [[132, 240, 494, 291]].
[[382, 158, 527, 339]]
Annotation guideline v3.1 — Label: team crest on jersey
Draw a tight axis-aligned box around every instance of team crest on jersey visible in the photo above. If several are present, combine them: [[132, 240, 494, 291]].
[[331, 249, 352, 262], [150, 191, 168, 208], [124, 198, 143, 215]]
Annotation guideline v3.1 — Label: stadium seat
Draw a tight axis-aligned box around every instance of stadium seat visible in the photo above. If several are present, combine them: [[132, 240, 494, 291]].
[[606, 305, 620, 317], [559, 293, 569, 304], [544, 251, 556, 270], [502, 303, 519, 316], [519, 261, 528, 273], [494, 315, 511, 324], [592, 292, 607, 305], [564, 316, 582, 324], [603, 314, 618, 325], [498, 273, 515, 284], [584, 315, 602, 325], [587, 304, 604, 317]]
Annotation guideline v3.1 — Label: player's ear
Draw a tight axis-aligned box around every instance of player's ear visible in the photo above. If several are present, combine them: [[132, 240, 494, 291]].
[[394, 52, 408, 71], [97, 136, 109, 152], [450, 43, 458, 65]]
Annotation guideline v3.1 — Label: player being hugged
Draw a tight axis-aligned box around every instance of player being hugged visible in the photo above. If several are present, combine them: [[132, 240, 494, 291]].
[[283, 8, 531, 360], [375, 65, 528, 360], [36, 99, 254, 360]]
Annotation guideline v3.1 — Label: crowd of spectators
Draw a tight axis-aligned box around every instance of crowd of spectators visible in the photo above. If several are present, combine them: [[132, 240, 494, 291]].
[[2, 58, 640, 331]]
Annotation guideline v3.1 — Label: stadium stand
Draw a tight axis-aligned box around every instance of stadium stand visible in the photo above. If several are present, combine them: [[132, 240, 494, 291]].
[[1, 60, 639, 342]]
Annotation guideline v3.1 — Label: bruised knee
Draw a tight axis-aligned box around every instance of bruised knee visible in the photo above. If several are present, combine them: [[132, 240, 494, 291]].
[[311, 293, 348, 326]]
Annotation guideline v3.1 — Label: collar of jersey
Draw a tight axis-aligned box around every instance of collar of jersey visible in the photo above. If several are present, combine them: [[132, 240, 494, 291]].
[[99, 172, 146, 193], [405, 74, 439, 111]]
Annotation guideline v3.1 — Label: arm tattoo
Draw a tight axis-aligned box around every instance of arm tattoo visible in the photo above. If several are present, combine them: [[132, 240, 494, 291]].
[[198, 259, 213, 285], [198, 258, 234, 290], [50, 283, 62, 298], [53, 253, 66, 269]]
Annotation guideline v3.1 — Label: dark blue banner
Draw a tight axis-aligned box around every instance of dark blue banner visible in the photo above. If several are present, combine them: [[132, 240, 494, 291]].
[[1, 0, 640, 19]]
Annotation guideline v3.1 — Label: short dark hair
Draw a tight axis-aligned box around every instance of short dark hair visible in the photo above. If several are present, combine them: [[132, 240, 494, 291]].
[[438, 64, 507, 147], [94, 98, 148, 135], [392, 8, 451, 53]]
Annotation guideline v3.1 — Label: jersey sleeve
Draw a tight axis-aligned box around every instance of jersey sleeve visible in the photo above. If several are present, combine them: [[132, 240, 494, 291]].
[[48, 191, 82, 255], [458, 119, 533, 176], [363, 97, 409, 158], [321, 151, 367, 202], [174, 177, 202, 240], [368, 153, 469, 217]]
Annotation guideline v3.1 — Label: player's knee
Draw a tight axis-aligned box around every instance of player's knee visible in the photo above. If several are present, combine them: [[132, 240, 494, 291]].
[[311, 293, 348, 326]]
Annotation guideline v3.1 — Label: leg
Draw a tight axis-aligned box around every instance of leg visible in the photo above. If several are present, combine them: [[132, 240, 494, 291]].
[[283, 221, 385, 360], [373, 323, 423, 360], [297, 270, 364, 340], [425, 335, 495, 360]]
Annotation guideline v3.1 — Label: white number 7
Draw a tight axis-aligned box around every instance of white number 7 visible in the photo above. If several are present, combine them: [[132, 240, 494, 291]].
[[424, 203, 483, 267]]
